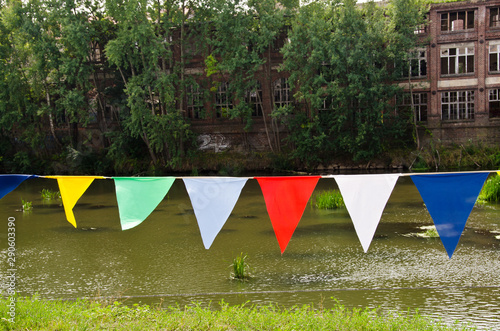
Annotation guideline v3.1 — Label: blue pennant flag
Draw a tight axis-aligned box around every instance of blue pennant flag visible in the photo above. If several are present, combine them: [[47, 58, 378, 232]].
[[0, 175, 37, 200], [410, 173, 489, 258]]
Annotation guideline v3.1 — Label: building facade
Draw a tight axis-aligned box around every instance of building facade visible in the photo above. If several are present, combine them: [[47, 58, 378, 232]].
[[404, 0, 500, 146]]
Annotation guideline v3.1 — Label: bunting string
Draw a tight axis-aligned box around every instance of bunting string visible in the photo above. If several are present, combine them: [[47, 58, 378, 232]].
[[1, 170, 498, 257]]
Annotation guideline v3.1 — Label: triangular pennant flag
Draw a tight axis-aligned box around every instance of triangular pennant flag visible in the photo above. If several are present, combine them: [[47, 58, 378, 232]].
[[114, 177, 175, 230], [183, 177, 248, 249], [46, 176, 104, 228], [0, 175, 36, 200], [256, 176, 320, 254], [410, 172, 489, 258], [333, 174, 400, 252]]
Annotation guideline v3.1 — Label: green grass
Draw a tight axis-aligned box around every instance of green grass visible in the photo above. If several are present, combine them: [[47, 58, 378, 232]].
[[231, 252, 250, 280], [315, 190, 345, 209], [40, 188, 61, 200], [0, 296, 471, 331], [478, 174, 500, 203]]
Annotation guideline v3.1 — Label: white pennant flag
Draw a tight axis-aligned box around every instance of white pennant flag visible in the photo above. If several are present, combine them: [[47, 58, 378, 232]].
[[333, 174, 400, 252], [183, 177, 248, 249]]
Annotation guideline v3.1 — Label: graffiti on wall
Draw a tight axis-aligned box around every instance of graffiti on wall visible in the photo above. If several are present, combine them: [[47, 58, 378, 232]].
[[197, 134, 230, 152]]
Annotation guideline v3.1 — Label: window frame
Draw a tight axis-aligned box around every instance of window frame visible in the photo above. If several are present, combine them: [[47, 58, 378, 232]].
[[440, 10, 475, 32], [441, 90, 475, 121], [440, 44, 475, 76], [489, 41, 500, 73], [488, 88, 500, 118], [490, 7, 500, 28], [403, 48, 428, 78], [246, 82, 263, 117], [187, 84, 204, 119], [273, 78, 291, 110], [401, 92, 428, 122], [215, 81, 232, 118]]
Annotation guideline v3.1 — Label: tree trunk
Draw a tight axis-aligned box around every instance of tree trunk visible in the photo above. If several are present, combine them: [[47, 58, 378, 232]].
[[45, 87, 63, 149]]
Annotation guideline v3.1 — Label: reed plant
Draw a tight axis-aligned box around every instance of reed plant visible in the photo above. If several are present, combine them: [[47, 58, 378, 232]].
[[231, 252, 250, 280], [0, 296, 471, 330], [40, 188, 61, 200], [21, 199, 32, 212], [478, 174, 500, 202], [315, 190, 345, 209]]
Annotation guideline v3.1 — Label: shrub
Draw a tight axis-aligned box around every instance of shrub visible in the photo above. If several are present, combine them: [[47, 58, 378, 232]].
[[478, 174, 500, 202]]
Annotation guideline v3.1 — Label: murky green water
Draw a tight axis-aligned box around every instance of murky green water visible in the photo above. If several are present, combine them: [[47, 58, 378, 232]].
[[1, 176, 499, 329]]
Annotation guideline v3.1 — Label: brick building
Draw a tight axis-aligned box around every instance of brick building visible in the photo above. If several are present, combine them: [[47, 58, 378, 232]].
[[402, 0, 500, 146], [186, 0, 500, 152], [87, 0, 500, 154]]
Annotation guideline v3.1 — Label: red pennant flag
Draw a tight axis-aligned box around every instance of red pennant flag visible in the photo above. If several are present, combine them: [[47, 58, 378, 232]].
[[256, 176, 320, 254]]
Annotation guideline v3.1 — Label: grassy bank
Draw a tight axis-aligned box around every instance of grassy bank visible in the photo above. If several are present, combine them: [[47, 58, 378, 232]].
[[0, 296, 469, 330]]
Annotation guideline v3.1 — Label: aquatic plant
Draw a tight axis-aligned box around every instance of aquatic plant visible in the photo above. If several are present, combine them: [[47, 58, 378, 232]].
[[405, 225, 440, 238], [22, 199, 33, 212], [420, 225, 439, 238], [40, 188, 61, 200], [315, 190, 345, 209], [478, 174, 500, 203], [231, 252, 250, 280]]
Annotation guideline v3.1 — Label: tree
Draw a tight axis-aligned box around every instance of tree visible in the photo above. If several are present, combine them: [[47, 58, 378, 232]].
[[205, 0, 296, 152], [282, 0, 419, 165], [105, 0, 193, 167]]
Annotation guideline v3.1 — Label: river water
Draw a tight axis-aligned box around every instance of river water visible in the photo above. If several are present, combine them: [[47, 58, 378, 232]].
[[1, 176, 499, 329]]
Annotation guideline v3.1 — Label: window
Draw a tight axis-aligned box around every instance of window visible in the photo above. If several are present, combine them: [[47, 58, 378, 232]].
[[272, 29, 289, 51], [246, 82, 263, 117], [215, 81, 232, 118], [187, 85, 203, 119], [401, 93, 428, 122], [273, 78, 291, 109], [441, 91, 475, 120], [489, 42, 500, 72], [414, 23, 426, 34], [488, 89, 500, 118], [441, 10, 474, 32], [319, 97, 332, 112], [440, 45, 474, 75], [490, 7, 500, 27], [403, 49, 427, 78], [90, 43, 103, 63]]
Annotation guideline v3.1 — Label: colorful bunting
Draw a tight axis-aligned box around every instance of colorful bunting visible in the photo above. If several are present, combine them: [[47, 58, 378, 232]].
[[183, 177, 248, 249], [0, 171, 497, 257], [0, 175, 36, 200], [114, 177, 176, 230], [46, 176, 104, 228], [333, 174, 400, 252], [256, 176, 320, 254], [410, 173, 489, 258]]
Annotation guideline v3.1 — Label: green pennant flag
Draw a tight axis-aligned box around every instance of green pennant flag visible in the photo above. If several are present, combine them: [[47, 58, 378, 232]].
[[113, 177, 175, 230]]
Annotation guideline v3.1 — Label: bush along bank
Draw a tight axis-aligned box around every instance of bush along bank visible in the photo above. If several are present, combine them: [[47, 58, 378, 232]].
[[1, 143, 500, 176], [0, 296, 473, 331]]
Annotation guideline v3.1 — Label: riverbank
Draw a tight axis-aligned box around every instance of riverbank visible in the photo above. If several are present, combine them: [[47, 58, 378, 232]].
[[3, 142, 500, 176], [0, 296, 470, 330]]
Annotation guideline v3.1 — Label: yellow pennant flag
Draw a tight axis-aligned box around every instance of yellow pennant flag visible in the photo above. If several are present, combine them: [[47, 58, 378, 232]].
[[46, 176, 104, 227]]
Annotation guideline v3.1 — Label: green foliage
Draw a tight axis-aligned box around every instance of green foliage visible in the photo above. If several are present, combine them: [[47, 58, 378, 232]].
[[231, 252, 250, 280], [0, 296, 468, 330], [40, 189, 61, 200], [21, 199, 33, 212], [315, 190, 345, 209], [478, 174, 500, 203], [281, 0, 421, 163]]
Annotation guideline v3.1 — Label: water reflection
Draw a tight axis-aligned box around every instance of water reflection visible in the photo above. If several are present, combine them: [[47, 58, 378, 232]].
[[0, 176, 499, 329]]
